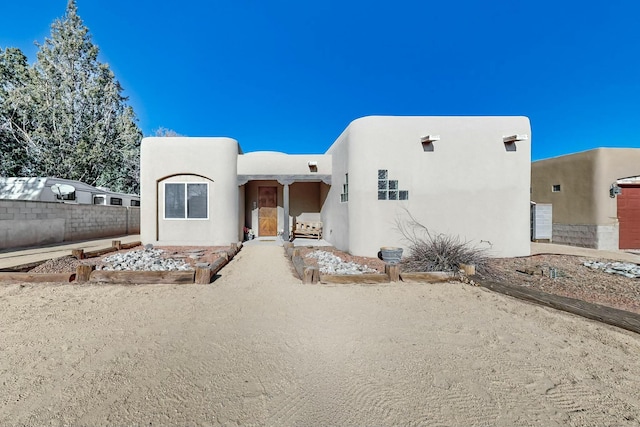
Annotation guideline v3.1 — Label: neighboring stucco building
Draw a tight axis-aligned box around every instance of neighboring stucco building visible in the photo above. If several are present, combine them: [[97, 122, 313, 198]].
[[141, 116, 532, 257], [531, 148, 640, 250]]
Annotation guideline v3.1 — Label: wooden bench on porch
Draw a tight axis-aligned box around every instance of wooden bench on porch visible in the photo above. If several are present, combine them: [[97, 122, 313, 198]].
[[292, 219, 323, 240]]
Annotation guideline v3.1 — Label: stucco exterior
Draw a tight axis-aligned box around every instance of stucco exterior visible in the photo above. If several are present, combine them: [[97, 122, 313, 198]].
[[140, 137, 240, 246], [141, 116, 532, 258], [531, 148, 640, 250], [322, 116, 531, 257]]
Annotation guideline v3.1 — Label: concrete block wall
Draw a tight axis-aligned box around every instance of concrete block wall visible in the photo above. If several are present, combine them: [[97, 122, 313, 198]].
[[552, 223, 619, 250], [0, 200, 140, 250], [127, 207, 140, 234], [62, 203, 127, 241], [552, 224, 598, 249]]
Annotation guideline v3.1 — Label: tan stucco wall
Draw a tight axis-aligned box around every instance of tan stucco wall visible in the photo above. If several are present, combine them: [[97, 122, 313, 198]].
[[531, 148, 640, 249], [321, 127, 350, 252], [140, 137, 240, 246], [531, 150, 598, 225], [237, 152, 331, 176], [290, 182, 322, 217], [532, 148, 640, 225], [323, 116, 531, 258], [238, 185, 245, 240]]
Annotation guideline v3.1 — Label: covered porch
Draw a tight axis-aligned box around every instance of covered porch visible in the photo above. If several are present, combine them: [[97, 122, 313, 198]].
[[238, 174, 331, 241]]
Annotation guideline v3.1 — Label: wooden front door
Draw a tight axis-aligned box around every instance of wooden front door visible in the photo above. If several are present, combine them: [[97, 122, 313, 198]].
[[618, 185, 640, 249], [258, 186, 278, 236]]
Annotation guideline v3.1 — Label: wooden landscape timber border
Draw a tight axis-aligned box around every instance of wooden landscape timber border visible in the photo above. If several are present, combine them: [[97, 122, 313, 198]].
[[477, 279, 640, 335], [283, 242, 454, 285], [400, 272, 456, 283], [0, 272, 75, 283], [71, 240, 143, 260], [77, 242, 243, 285], [0, 260, 48, 273], [0, 241, 242, 285]]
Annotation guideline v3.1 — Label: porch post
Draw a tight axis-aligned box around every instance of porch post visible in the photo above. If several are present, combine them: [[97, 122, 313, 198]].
[[283, 182, 290, 241], [278, 177, 294, 242]]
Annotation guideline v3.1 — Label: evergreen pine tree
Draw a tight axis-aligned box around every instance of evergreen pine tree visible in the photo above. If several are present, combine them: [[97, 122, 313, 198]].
[[29, 0, 141, 193], [0, 47, 35, 176]]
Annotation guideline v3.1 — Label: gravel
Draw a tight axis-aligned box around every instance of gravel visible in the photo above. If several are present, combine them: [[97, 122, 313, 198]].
[[28, 256, 86, 274], [487, 254, 640, 314], [306, 250, 378, 275]]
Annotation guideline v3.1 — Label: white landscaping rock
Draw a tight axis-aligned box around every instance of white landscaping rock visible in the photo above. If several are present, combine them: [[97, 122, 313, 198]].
[[306, 250, 377, 275], [101, 248, 193, 271], [583, 261, 640, 278]]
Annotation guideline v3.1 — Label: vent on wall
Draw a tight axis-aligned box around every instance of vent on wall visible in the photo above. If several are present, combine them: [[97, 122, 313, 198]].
[[503, 134, 527, 152], [420, 135, 440, 143], [503, 134, 528, 144], [420, 135, 440, 152]]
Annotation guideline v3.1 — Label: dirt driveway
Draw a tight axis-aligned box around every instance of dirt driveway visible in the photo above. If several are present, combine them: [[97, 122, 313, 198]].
[[1, 245, 640, 426]]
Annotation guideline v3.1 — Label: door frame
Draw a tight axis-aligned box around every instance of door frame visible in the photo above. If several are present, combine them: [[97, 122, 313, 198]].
[[618, 184, 640, 249], [258, 186, 278, 236]]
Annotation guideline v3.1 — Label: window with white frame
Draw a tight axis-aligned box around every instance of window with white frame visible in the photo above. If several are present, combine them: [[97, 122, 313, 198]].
[[164, 182, 208, 219]]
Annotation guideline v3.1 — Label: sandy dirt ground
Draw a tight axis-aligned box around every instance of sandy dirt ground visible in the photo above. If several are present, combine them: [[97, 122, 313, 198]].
[[2, 245, 640, 426]]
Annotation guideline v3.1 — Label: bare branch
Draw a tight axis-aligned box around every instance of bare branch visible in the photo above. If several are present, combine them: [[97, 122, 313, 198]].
[[395, 209, 495, 276]]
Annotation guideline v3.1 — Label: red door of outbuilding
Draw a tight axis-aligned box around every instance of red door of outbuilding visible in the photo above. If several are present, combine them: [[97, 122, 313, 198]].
[[618, 185, 640, 249]]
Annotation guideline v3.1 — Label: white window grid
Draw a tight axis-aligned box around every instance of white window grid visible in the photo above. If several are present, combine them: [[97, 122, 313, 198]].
[[163, 182, 209, 220]]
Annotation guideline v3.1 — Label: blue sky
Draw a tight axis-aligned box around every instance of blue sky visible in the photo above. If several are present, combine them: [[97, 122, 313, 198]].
[[2, 1, 639, 159]]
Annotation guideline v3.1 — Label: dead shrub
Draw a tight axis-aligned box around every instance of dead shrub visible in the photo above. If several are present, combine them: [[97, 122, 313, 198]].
[[396, 213, 494, 276]]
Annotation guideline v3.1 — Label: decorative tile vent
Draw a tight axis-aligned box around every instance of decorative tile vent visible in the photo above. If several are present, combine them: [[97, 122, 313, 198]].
[[377, 170, 408, 200]]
